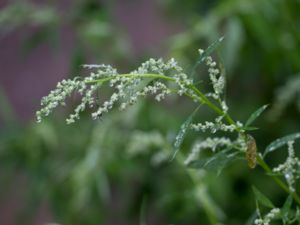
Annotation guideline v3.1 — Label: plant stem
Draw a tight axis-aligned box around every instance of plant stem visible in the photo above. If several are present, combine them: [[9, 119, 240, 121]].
[[85, 73, 175, 84]]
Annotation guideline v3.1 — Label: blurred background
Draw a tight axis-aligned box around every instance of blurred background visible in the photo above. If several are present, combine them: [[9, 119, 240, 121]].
[[0, 0, 300, 225]]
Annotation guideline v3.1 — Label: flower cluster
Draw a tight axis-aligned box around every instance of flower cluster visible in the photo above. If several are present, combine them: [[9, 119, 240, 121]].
[[36, 65, 117, 123], [273, 141, 300, 192], [189, 50, 237, 134], [254, 208, 280, 225], [36, 79, 84, 123], [191, 116, 243, 133], [182, 50, 249, 165], [36, 57, 195, 124], [184, 137, 233, 165], [184, 133, 248, 165], [198, 49, 225, 101]]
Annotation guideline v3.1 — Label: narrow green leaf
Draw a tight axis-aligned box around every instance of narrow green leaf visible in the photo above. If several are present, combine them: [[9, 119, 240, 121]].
[[170, 106, 201, 161], [187, 149, 237, 175], [265, 172, 282, 177], [187, 159, 207, 169], [281, 195, 292, 223], [264, 133, 300, 157], [252, 186, 275, 208], [204, 150, 234, 176], [245, 104, 269, 127], [241, 126, 259, 131], [191, 37, 224, 79]]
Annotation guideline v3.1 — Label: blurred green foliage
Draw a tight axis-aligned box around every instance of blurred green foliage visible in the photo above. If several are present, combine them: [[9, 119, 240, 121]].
[[1, 101, 232, 225], [165, 0, 300, 76], [1, 0, 300, 225], [163, 0, 300, 146]]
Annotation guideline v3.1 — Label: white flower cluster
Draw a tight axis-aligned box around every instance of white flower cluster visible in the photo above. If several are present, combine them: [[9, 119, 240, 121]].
[[273, 141, 300, 192], [138, 58, 194, 97], [184, 51, 249, 164], [36, 64, 117, 124], [37, 57, 196, 124], [85, 59, 185, 120], [254, 208, 280, 225], [236, 133, 248, 153], [185, 132, 249, 165], [184, 137, 233, 165], [190, 50, 236, 136], [117, 81, 171, 112], [198, 49, 225, 101], [132, 57, 181, 75], [191, 116, 243, 133], [36, 79, 84, 123], [66, 84, 98, 124], [84, 64, 118, 81]]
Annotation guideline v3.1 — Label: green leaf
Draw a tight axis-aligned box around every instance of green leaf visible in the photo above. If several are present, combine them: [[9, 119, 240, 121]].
[[245, 104, 269, 127], [264, 133, 300, 157], [187, 159, 207, 169], [281, 195, 292, 223], [170, 106, 201, 161], [187, 149, 237, 175], [252, 186, 275, 208], [191, 37, 224, 79], [241, 126, 259, 131], [204, 150, 235, 176], [265, 172, 282, 177]]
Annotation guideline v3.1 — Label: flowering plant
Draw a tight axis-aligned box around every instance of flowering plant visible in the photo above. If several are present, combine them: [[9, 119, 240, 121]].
[[37, 39, 300, 225]]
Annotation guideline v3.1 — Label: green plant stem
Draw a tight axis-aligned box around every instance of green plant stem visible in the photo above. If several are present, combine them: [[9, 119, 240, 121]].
[[88, 73, 300, 205], [256, 154, 300, 205], [85, 73, 175, 84]]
